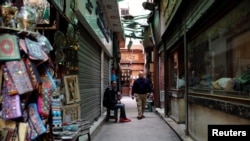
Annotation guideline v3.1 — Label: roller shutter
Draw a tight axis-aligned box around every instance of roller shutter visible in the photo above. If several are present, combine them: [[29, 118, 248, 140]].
[[103, 54, 110, 90], [78, 25, 101, 123]]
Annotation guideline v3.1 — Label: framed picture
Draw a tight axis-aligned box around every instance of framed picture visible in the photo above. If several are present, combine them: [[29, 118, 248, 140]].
[[62, 104, 81, 123], [0, 34, 20, 60], [63, 75, 80, 104]]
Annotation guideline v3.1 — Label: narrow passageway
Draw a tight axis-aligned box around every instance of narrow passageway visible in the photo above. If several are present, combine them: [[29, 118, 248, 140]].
[[92, 96, 181, 141]]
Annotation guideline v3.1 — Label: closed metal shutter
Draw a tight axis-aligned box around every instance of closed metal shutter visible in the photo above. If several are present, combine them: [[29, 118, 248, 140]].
[[103, 54, 110, 90], [78, 25, 101, 123]]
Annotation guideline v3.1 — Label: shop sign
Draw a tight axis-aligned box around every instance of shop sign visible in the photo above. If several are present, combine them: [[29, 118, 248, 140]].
[[72, 0, 112, 56], [162, 0, 178, 25]]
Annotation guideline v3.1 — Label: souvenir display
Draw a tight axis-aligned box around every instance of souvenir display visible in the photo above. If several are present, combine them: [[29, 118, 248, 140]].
[[0, 4, 18, 27], [15, 6, 37, 31], [0, 1, 86, 140]]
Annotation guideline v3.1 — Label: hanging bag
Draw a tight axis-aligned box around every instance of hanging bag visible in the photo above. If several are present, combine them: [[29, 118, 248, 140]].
[[27, 103, 46, 140], [5, 60, 34, 95], [1, 81, 22, 120]]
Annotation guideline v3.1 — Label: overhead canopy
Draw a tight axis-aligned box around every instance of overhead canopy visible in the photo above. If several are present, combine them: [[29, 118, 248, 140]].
[[118, 0, 152, 39]]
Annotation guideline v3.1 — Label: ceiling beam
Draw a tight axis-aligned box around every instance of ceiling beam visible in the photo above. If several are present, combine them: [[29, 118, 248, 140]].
[[125, 35, 144, 39]]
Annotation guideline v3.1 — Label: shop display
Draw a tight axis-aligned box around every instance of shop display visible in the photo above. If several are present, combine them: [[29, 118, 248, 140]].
[[0, 4, 18, 28], [0, 1, 88, 141], [0, 29, 54, 139], [0, 2, 54, 137], [15, 6, 37, 31]]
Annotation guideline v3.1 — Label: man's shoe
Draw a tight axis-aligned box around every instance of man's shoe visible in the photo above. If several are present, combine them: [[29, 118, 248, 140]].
[[142, 115, 145, 118], [119, 118, 131, 122], [125, 118, 131, 122], [137, 116, 142, 120]]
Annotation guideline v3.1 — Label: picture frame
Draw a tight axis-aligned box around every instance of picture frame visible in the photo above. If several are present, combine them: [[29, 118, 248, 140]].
[[0, 34, 20, 60], [62, 104, 81, 123], [63, 75, 80, 104]]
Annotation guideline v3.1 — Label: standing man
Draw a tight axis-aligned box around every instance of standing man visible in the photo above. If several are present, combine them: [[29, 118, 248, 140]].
[[131, 71, 152, 119]]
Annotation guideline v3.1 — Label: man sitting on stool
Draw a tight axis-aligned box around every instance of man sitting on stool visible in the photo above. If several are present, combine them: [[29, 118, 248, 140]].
[[103, 81, 131, 123]]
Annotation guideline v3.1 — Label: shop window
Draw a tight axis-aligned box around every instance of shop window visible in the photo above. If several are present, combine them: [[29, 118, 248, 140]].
[[121, 8, 129, 16], [168, 47, 185, 90], [188, 30, 250, 98], [25, 0, 53, 26], [121, 69, 131, 87]]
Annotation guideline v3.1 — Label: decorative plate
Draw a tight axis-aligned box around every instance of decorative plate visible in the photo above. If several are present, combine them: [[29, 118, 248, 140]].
[[55, 49, 65, 64], [54, 31, 66, 49]]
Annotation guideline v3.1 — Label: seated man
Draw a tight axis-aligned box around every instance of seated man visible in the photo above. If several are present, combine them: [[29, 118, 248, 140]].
[[103, 81, 131, 123]]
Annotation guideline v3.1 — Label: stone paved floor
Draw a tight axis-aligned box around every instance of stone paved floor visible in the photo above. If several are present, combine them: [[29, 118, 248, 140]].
[[90, 96, 181, 141]]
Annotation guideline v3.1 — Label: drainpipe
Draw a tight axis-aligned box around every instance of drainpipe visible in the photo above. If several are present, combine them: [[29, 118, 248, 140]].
[[163, 40, 169, 116], [184, 24, 189, 135]]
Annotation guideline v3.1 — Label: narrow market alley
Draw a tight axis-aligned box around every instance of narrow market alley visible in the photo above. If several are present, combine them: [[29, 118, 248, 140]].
[[91, 96, 181, 141]]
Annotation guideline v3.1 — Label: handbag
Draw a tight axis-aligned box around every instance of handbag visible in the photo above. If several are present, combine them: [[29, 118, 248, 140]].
[[24, 58, 42, 90], [2, 81, 22, 120], [0, 34, 21, 61], [25, 38, 49, 61], [28, 103, 46, 140], [1, 64, 18, 95], [37, 65, 56, 118], [5, 60, 34, 95]]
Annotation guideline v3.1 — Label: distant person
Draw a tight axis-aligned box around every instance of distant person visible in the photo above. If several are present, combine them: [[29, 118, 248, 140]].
[[131, 71, 152, 119], [103, 81, 131, 123]]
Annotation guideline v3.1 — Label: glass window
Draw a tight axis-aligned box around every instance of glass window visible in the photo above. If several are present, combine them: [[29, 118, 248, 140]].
[[120, 8, 129, 16], [168, 47, 185, 90], [188, 25, 250, 98]]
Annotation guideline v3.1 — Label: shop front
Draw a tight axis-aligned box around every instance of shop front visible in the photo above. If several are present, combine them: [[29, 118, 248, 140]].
[[161, 0, 250, 140], [186, 1, 250, 140], [0, 0, 119, 140]]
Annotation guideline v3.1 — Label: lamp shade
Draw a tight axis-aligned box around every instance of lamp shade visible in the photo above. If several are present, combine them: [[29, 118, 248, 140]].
[[142, 2, 155, 11], [127, 40, 133, 50]]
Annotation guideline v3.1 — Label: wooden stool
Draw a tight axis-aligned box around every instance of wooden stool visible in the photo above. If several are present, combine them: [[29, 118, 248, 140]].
[[105, 107, 118, 122]]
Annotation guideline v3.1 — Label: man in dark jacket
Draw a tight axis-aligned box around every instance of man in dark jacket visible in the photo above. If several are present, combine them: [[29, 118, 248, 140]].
[[131, 71, 152, 119], [103, 81, 131, 122]]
